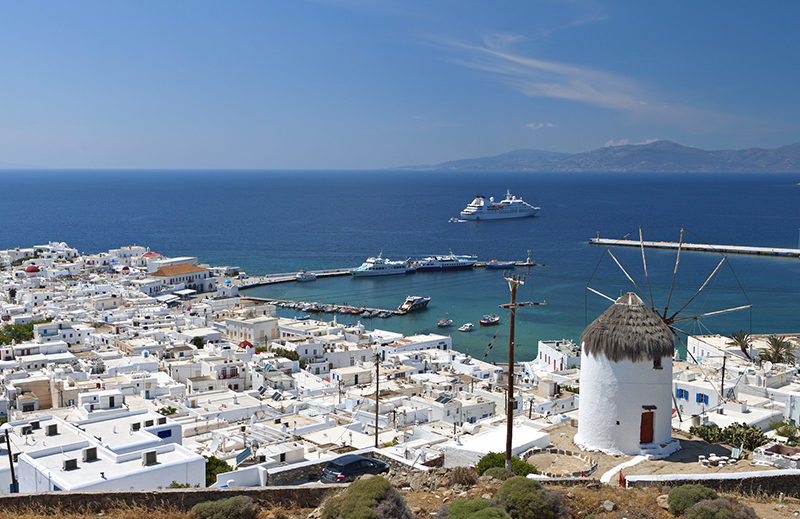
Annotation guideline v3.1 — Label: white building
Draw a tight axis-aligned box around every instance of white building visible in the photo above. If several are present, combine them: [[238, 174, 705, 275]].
[[575, 293, 679, 457]]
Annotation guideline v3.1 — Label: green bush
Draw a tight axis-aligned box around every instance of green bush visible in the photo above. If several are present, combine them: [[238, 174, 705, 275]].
[[451, 466, 478, 486], [204, 456, 231, 487], [494, 477, 553, 519], [322, 476, 412, 519], [668, 484, 718, 516], [191, 496, 257, 519], [476, 452, 538, 477], [448, 498, 511, 519], [483, 467, 514, 481], [689, 423, 767, 451]]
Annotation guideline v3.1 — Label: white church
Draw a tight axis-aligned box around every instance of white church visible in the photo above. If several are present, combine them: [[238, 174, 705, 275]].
[[575, 292, 681, 457]]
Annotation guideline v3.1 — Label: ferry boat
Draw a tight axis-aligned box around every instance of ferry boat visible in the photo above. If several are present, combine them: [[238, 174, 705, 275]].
[[414, 252, 477, 271], [398, 296, 431, 313], [460, 190, 539, 220], [295, 270, 316, 281], [351, 253, 416, 277]]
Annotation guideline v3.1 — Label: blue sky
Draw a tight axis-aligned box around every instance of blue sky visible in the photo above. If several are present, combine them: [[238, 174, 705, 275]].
[[2, 1, 799, 169]]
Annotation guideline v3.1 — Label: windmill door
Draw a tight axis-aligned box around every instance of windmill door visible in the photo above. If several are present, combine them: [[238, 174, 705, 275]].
[[640, 411, 654, 444]]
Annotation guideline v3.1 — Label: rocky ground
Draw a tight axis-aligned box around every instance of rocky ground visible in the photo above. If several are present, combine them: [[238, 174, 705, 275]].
[[293, 466, 800, 519]]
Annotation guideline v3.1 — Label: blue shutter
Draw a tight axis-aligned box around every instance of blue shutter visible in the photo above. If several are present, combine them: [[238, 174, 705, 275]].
[[704, 395, 709, 405]]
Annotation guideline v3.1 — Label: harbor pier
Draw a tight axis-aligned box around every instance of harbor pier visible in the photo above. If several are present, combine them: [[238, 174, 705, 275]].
[[590, 237, 800, 258]]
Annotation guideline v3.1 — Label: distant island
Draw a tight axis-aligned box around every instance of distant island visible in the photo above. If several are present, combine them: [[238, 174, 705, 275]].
[[393, 140, 800, 173]]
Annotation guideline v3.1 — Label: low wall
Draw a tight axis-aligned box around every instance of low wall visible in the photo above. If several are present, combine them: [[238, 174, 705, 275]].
[[626, 469, 800, 497], [0, 485, 345, 512], [265, 447, 428, 486], [521, 446, 599, 478]]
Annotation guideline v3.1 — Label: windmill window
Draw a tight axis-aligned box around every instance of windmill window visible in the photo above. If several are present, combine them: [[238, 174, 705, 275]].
[[653, 357, 662, 370]]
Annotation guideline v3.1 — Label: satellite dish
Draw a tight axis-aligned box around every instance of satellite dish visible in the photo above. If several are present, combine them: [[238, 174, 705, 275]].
[[250, 414, 257, 425], [209, 438, 220, 452], [764, 361, 773, 372]]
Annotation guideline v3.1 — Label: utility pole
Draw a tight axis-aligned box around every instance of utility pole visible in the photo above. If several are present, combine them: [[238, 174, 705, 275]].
[[498, 273, 546, 473], [375, 348, 380, 449], [2, 425, 16, 493]]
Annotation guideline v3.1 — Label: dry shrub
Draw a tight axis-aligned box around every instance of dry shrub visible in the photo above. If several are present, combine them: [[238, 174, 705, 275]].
[[482, 467, 513, 481], [451, 466, 478, 486], [687, 498, 757, 519], [192, 496, 258, 519]]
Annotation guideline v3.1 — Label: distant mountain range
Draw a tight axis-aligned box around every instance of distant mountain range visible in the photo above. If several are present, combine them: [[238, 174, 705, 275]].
[[394, 140, 800, 173]]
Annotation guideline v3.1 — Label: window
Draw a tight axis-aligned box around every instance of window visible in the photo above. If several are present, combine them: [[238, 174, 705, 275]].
[[157, 429, 172, 439], [653, 357, 662, 370], [696, 393, 709, 405], [676, 388, 689, 400]]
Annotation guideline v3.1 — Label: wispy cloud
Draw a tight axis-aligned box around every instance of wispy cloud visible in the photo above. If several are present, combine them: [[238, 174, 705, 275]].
[[604, 138, 659, 147], [438, 34, 735, 132], [526, 122, 556, 130]]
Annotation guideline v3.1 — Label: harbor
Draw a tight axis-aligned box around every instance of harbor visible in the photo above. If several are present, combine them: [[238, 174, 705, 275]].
[[590, 236, 800, 258], [238, 254, 540, 289]]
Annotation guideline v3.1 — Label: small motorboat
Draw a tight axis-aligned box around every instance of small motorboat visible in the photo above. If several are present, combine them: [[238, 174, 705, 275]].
[[437, 318, 453, 327], [480, 314, 500, 325], [378, 311, 393, 318], [484, 259, 515, 270], [458, 323, 474, 332]]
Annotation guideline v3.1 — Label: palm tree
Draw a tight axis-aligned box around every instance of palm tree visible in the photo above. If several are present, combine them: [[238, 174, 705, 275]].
[[760, 335, 796, 366], [729, 330, 752, 360]]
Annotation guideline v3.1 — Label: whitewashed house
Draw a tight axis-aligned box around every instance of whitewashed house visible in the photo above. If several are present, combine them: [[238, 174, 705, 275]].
[[575, 293, 679, 457]]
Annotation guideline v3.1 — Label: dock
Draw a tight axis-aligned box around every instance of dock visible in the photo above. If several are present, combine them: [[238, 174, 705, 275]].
[[236, 259, 540, 289], [590, 237, 800, 258]]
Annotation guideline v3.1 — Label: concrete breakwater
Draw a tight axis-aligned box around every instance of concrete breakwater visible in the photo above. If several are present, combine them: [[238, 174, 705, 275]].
[[590, 237, 800, 258]]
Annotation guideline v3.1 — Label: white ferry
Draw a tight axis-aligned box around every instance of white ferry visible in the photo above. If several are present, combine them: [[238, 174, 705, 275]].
[[414, 252, 477, 271], [459, 190, 539, 220], [295, 270, 316, 282], [351, 253, 416, 277]]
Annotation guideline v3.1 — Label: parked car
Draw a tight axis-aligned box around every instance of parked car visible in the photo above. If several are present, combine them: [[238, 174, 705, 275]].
[[320, 454, 389, 483]]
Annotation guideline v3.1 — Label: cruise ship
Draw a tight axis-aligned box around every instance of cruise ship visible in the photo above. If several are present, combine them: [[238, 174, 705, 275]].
[[413, 252, 477, 271], [350, 253, 416, 277], [459, 190, 539, 220]]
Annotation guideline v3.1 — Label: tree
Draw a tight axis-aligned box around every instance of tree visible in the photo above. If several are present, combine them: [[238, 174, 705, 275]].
[[191, 336, 206, 349], [729, 330, 751, 360], [760, 335, 796, 365], [7, 288, 16, 302], [204, 456, 231, 487]]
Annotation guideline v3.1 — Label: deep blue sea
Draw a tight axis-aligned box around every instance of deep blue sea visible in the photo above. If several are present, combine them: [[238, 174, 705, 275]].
[[2, 169, 799, 363]]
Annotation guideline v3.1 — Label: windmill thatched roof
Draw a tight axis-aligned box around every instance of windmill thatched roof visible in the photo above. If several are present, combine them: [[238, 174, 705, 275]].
[[581, 292, 674, 363]]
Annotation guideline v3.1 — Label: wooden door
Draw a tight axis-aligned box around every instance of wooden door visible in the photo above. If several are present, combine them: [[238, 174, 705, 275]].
[[640, 411, 654, 444]]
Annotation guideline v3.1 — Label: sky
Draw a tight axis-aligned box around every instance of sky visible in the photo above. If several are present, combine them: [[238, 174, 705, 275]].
[[2, 1, 799, 169]]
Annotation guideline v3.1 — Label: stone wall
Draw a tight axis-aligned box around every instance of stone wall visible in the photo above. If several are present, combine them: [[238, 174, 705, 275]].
[[0, 485, 345, 513], [626, 471, 800, 498]]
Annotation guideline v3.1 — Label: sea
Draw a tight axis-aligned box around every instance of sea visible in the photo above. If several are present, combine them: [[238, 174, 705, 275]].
[[2, 169, 799, 363]]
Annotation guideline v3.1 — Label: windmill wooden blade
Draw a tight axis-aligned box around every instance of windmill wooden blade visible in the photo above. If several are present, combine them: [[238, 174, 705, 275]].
[[664, 226, 684, 318], [666, 256, 727, 324], [586, 286, 616, 303], [608, 249, 663, 319], [640, 227, 655, 309], [671, 304, 752, 323]]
